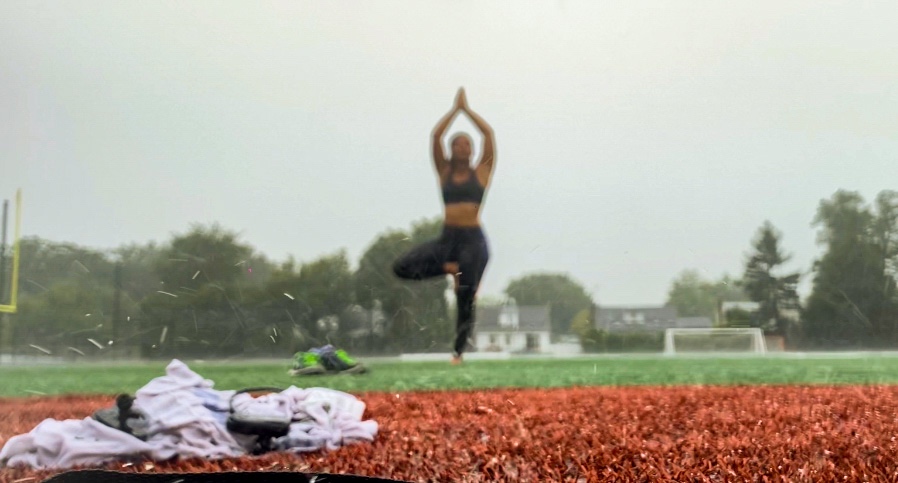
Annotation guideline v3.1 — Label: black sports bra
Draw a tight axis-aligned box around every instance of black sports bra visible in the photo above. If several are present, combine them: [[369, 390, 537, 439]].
[[441, 172, 485, 205]]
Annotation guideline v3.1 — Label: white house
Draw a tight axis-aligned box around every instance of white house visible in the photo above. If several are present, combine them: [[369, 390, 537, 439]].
[[474, 301, 552, 353]]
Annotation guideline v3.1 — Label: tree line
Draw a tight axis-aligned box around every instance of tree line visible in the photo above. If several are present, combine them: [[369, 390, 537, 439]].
[[0, 217, 592, 359], [663, 189, 898, 349], [1, 188, 896, 359]]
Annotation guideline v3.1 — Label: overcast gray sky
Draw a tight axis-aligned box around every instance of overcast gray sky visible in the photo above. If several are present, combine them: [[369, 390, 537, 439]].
[[2, 1, 897, 305]]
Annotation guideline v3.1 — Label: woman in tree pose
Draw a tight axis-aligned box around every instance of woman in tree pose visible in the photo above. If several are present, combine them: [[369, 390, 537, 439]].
[[393, 88, 496, 364]]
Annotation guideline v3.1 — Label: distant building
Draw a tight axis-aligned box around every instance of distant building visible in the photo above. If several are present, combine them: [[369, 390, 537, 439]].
[[474, 301, 552, 353], [593, 306, 712, 332], [674, 316, 715, 329]]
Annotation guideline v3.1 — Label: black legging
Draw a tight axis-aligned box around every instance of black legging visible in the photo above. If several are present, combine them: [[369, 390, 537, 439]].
[[392, 226, 490, 356]]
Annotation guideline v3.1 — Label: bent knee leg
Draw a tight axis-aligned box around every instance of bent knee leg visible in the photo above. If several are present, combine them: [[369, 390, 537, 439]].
[[392, 258, 410, 279]]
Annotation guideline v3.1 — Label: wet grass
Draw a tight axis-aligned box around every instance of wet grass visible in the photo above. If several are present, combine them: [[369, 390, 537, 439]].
[[3, 353, 898, 397]]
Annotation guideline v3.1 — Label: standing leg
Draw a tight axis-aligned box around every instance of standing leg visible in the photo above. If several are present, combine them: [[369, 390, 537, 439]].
[[452, 236, 490, 361]]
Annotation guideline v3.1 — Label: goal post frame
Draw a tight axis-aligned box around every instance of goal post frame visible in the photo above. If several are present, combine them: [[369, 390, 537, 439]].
[[0, 189, 21, 314], [663, 327, 767, 355]]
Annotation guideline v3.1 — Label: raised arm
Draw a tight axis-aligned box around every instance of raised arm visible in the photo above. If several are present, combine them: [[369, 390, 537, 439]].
[[431, 94, 462, 174], [457, 90, 495, 182]]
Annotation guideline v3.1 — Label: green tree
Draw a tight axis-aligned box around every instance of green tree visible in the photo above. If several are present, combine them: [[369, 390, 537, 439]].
[[723, 307, 753, 327], [11, 237, 119, 354], [504, 273, 593, 336], [113, 242, 160, 292], [666, 270, 747, 319], [16, 237, 116, 299], [14, 280, 115, 356], [872, 191, 898, 328], [254, 250, 355, 351], [154, 223, 254, 288], [111, 242, 164, 335], [138, 223, 260, 357], [569, 308, 593, 338], [354, 218, 451, 353], [476, 294, 506, 307], [742, 221, 801, 336], [803, 190, 888, 347], [296, 250, 354, 332]]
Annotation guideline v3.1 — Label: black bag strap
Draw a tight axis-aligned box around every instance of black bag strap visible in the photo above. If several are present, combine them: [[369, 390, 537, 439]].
[[115, 394, 138, 434], [225, 387, 291, 454]]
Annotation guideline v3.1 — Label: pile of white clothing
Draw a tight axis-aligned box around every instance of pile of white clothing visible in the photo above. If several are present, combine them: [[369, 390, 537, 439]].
[[0, 359, 378, 470]]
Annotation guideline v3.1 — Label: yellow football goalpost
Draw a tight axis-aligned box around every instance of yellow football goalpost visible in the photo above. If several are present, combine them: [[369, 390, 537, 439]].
[[0, 189, 22, 314]]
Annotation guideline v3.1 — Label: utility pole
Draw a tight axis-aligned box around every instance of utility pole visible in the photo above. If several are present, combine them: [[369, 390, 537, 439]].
[[0, 200, 7, 303], [0, 200, 7, 365], [112, 262, 122, 359]]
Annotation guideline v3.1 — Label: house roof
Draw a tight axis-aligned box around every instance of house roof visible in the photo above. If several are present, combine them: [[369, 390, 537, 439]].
[[596, 306, 678, 325], [476, 305, 551, 332], [675, 317, 713, 328], [595, 306, 718, 332]]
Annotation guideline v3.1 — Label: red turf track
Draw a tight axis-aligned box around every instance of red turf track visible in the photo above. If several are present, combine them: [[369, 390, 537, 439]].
[[2, 385, 897, 482]]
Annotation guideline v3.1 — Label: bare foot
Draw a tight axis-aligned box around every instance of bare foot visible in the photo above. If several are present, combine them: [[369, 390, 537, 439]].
[[451, 354, 463, 365]]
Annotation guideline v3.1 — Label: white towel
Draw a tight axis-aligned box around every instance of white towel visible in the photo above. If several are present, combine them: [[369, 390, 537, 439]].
[[135, 360, 249, 459], [274, 386, 378, 452], [0, 417, 155, 470], [0, 359, 378, 469]]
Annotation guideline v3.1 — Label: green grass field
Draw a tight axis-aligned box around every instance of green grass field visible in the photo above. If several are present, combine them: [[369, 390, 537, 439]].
[[3, 353, 898, 397]]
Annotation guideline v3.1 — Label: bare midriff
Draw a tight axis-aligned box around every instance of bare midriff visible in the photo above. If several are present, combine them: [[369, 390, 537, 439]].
[[444, 202, 481, 227]]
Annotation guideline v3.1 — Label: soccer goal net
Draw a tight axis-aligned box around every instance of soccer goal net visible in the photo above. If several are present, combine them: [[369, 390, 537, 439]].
[[663, 328, 767, 355]]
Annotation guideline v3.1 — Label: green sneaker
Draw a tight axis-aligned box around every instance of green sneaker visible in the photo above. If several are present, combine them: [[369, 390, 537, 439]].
[[288, 351, 327, 376], [315, 348, 366, 374], [334, 349, 367, 374], [335, 349, 357, 366]]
